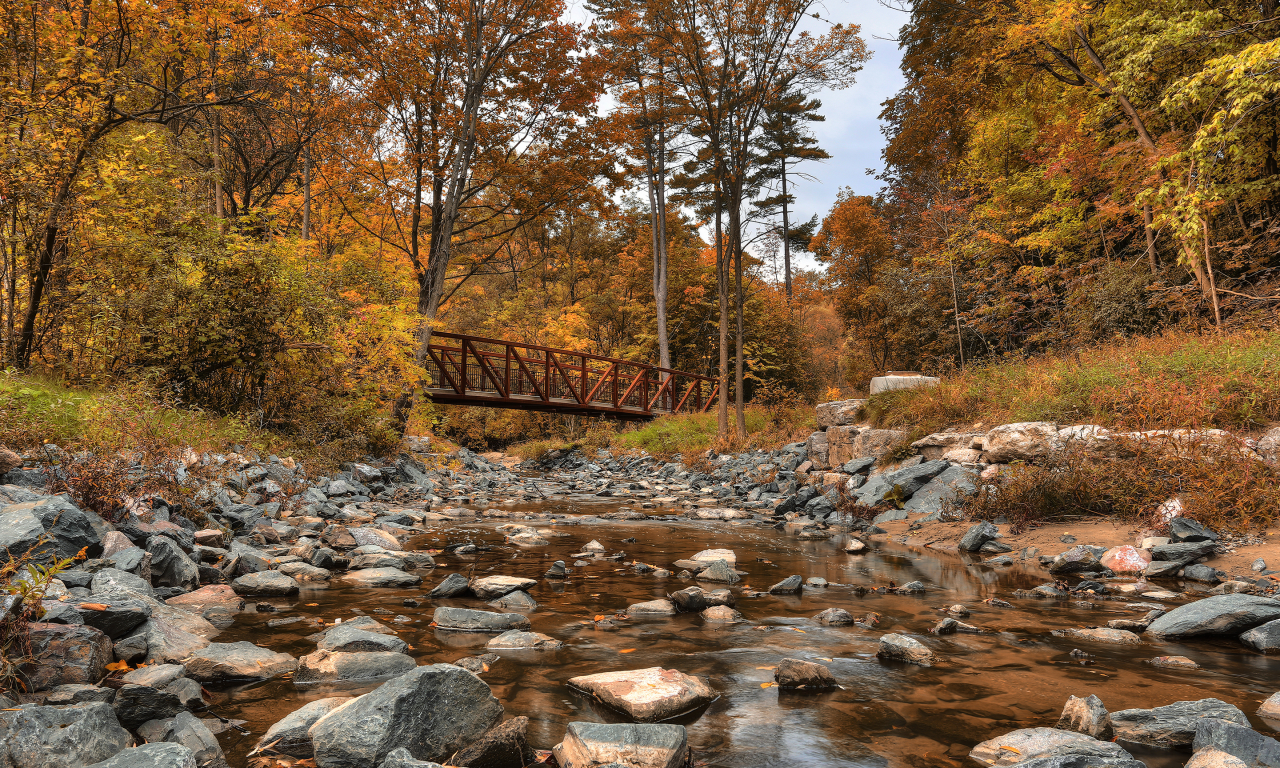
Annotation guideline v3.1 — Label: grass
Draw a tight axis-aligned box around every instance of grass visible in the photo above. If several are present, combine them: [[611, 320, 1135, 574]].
[[865, 329, 1280, 435], [1, 372, 275, 458]]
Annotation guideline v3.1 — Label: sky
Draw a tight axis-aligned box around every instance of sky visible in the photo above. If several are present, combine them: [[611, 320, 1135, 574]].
[[786, 0, 909, 270]]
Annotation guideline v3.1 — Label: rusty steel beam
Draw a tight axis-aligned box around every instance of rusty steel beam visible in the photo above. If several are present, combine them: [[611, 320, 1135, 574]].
[[423, 332, 718, 419]]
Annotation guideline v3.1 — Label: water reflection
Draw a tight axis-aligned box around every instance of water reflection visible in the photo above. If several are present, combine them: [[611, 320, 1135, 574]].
[[211, 507, 1278, 767]]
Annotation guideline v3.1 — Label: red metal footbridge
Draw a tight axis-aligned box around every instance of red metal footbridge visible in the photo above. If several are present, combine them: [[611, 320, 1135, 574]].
[[424, 332, 719, 419]]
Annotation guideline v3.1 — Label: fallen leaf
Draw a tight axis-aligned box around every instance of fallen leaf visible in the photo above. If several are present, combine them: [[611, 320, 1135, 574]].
[[1000, 747, 1022, 755], [619, 649, 636, 653], [755, 666, 776, 670], [760, 682, 775, 688], [817, 657, 833, 662], [594, 615, 606, 621], [78, 603, 109, 611], [305, 603, 319, 607], [104, 660, 131, 672], [792, 628, 806, 633]]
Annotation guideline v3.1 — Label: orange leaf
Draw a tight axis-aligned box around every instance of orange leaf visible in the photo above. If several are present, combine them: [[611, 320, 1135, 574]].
[[619, 648, 636, 653], [104, 660, 131, 672], [594, 615, 606, 621], [760, 682, 775, 688], [79, 603, 109, 611]]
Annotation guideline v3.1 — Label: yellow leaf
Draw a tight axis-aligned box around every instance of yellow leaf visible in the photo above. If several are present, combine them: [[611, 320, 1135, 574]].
[[1000, 747, 1022, 755], [760, 682, 775, 688], [755, 666, 776, 670]]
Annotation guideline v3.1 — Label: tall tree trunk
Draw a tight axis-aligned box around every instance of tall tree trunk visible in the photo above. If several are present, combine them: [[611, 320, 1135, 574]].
[[781, 162, 792, 301], [645, 124, 670, 376], [715, 201, 729, 439], [15, 221, 57, 367], [301, 145, 312, 240], [1143, 204, 1157, 273], [1204, 217, 1221, 330], [732, 201, 746, 439]]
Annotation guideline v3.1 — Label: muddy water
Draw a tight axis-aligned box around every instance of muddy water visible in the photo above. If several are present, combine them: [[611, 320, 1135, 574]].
[[212, 503, 1280, 768]]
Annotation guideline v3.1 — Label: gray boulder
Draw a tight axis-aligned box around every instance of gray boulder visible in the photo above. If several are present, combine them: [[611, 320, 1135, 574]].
[[488, 590, 537, 611], [76, 598, 152, 639], [876, 633, 934, 666], [774, 658, 836, 689], [294, 650, 417, 685], [146, 536, 199, 591], [183, 641, 297, 682], [694, 559, 739, 584], [1193, 717, 1280, 766], [1049, 546, 1103, 576], [958, 521, 999, 552], [5, 496, 105, 559], [432, 607, 531, 633], [1240, 619, 1280, 652], [486, 630, 563, 650], [232, 571, 300, 596], [428, 573, 470, 598], [0, 509, 54, 561], [112, 683, 186, 729], [450, 716, 533, 768], [0, 702, 131, 768], [90, 567, 155, 600], [813, 608, 856, 625], [552, 722, 687, 768], [341, 568, 421, 588], [25, 623, 113, 690], [308, 663, 503, 767], [377, 749, 444, 768], [970, 727, 1135, 767], [902, 465, 976, 513], [1056, 694, 1113, 740], [1110, 699, 1248, 747], [318, 625, 408, 654], [143, 712, 225, 767], [1151, 541, 1217, 564], [768, 575, 803, 594], [1169, 518, 1218, 543], [85, 743, 196, 768], [256, 697, 353, 758], [1146, 595, 1280, 639]]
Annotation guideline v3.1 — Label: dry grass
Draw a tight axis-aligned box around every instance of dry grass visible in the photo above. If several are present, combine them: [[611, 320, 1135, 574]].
[[865, 329, 1280, 435], [961, 440, 1280, 534]]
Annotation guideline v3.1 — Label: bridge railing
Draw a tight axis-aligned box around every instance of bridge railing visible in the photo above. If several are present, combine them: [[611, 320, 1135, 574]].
[[423, 332, 719, 417]]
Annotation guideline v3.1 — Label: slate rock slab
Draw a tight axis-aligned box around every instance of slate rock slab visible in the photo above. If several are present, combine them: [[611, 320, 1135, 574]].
[[1146, 595, 1280, 639], [1110, 699, 1248, 747], [183, 641, 297, 682], [432, 607, 531, 633]]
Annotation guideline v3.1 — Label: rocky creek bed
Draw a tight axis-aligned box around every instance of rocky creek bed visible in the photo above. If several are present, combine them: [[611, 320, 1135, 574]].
[[3, 429, 1280, 768]]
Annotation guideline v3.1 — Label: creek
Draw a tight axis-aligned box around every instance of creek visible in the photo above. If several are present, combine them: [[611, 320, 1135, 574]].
[[210, 499, 1279, 768]]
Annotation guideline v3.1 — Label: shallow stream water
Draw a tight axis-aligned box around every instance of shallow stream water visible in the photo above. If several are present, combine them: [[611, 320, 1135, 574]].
[[211, 500, 1280, 768]]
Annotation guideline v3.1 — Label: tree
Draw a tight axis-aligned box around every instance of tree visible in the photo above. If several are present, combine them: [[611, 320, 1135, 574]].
[[0, 0, 290, 367], [661, 0, 867, 437], [314, 0, 607, 429], [753, 85, 830, 301]]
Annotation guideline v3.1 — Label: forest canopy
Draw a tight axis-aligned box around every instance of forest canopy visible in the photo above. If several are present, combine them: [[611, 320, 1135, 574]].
[[1, 0, 1276, 456]]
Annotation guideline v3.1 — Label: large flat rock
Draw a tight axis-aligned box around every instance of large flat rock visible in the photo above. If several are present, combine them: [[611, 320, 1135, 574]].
[[970, 727, 1137, 767], [1110, 699, 1249, 747], [182, 641, 297, 682], [294, 650, 416, 686], [1146, 595, 1280, 639], [469, 575, 537, 600], [432, 607, 530, 633], [567, 667, 715, 722], [341, 567, 421, 588]]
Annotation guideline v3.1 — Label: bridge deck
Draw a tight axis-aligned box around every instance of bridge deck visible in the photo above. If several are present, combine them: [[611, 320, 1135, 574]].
[[423, 332, 719, 419]]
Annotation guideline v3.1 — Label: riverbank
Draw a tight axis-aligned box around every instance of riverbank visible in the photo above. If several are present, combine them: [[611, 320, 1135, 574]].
[[3, 404, 1280, 767]]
